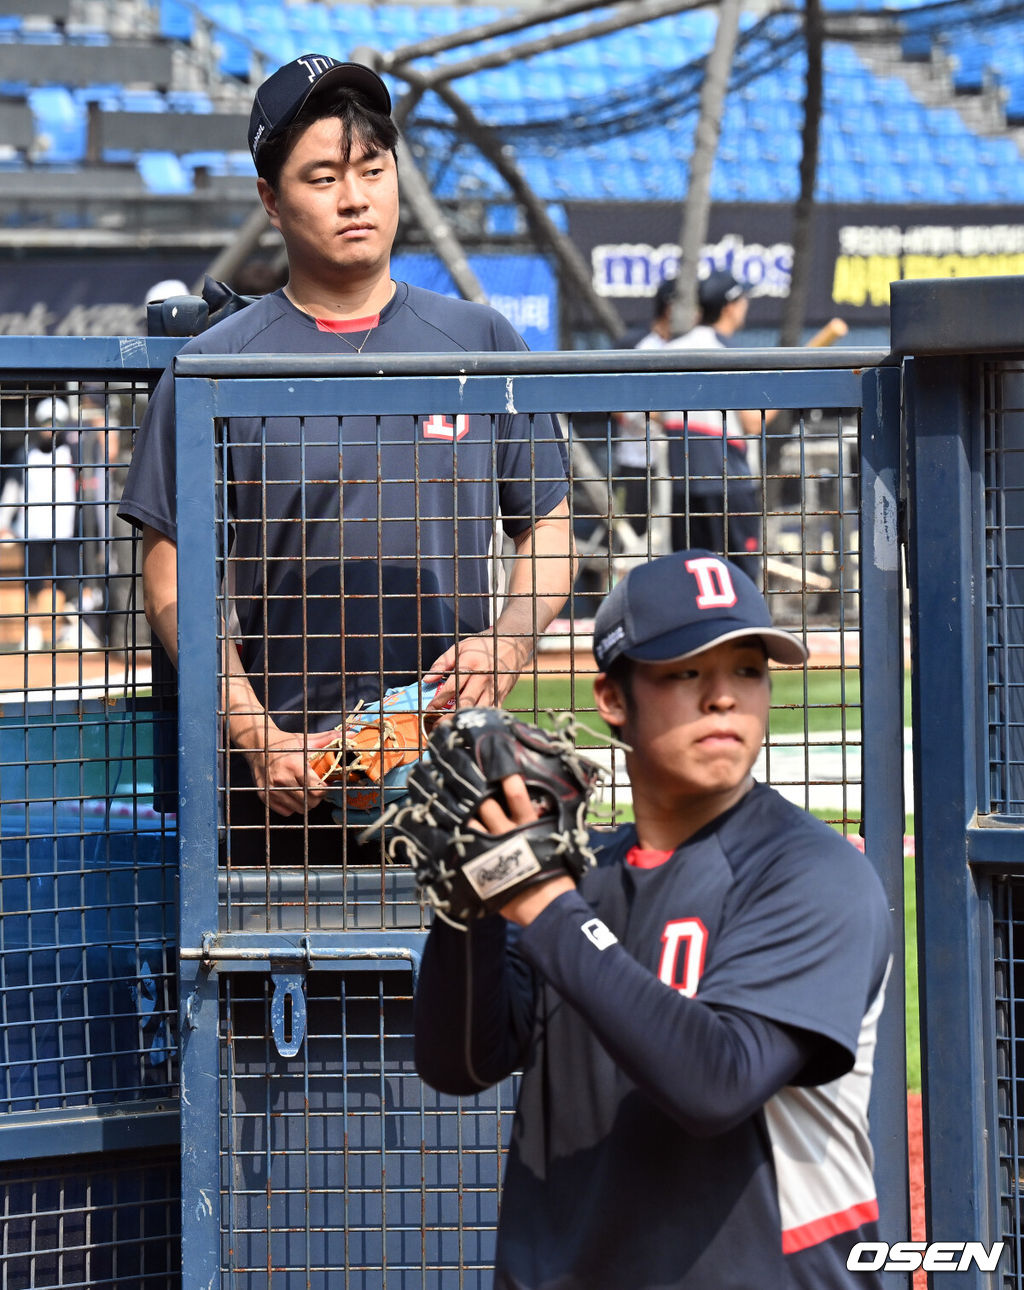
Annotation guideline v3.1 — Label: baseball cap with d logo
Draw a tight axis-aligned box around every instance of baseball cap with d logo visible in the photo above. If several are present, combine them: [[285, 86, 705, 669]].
[[248, 54, 393, 166], [592, 550, 807, 670]]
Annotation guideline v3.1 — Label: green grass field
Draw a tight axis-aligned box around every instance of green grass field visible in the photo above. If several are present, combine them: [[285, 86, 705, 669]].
[[510, 667, 921, 1091]]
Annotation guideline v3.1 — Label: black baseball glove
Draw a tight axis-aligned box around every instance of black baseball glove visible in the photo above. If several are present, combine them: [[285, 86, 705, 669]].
[[369, 707, 604, 929]]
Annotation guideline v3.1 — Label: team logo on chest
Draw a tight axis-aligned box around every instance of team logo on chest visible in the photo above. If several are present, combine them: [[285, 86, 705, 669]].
[[421, 414, 471, 441], [658, 918, 709, 996]]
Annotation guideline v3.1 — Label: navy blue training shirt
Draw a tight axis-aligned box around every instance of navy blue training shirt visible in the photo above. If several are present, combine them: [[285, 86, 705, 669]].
[[415, 782, 893, 1290], [118, 283, 569, 723]]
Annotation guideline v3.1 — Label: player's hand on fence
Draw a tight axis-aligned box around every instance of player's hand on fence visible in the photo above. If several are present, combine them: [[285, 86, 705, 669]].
[[426, 631, 532, 710], [236, 720, 332, 817]]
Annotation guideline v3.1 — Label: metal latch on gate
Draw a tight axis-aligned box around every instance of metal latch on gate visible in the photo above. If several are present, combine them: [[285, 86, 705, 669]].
[[180, 933, 424, 1058], [270, 970, 307, 1057]]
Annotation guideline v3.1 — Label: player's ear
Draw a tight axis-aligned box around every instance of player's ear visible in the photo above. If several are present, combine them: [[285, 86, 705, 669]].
[[257, 176, 281, 227], [593, 672, 628, 730]]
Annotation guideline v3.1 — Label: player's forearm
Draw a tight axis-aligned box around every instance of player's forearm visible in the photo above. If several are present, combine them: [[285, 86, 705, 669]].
[[141, 525, 180, 667], [141, 525, 275, 749], [222, 644, 275, 751], [737, 407, 779, 436], [497, 506, 576, 665], [415, 917, 533, 1094]]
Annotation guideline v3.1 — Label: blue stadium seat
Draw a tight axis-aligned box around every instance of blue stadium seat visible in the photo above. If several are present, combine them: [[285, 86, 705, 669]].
[[120, 89, 168, 113], [292, 5, 331, 45], [165, 90, 213, 113], [138, 150, 191, 193], [216, 31, 254, 79], [862, 166, 907, 203], [204, 0, 244, 30], [27, 86, 86, 163], [159, 0, 193, 41], [0, 0, 1013, 211], [1004, 73, 1024, 121]]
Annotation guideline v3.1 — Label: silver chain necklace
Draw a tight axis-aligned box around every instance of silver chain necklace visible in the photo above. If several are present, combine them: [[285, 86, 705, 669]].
[[288, 284, 393, 352], [332, 323, 375, 353]]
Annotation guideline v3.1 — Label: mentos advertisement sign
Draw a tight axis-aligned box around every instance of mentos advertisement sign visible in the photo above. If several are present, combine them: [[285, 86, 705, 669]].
[[567, 200, 1024, 331]]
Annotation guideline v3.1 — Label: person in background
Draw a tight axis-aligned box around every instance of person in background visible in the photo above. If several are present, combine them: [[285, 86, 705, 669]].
[[664, 271, 771, 579], [0, 397, 82, 650], [613, 278, 684, 542], [118, 55, 573, 865], [667, 272, 848, 581]]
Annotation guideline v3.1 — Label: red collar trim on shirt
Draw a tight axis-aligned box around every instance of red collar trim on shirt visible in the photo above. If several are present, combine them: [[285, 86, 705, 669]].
[[626, 845, 674, 869], [314, 312, 381, 333]]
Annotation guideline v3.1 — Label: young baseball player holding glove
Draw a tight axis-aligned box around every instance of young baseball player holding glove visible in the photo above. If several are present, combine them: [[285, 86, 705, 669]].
[[411, 549, 893, 1289], [118, 54, 573, 863]]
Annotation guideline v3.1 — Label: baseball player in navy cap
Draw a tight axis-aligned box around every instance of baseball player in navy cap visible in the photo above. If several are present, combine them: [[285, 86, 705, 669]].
[[666, 273, 849, 580], [119, 54, 573, 864], [664, 271, 774, 579], [415, 549, 893, 1288]]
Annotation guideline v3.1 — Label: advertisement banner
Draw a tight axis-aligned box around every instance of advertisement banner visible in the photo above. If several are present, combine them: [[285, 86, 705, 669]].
[[567, 201, 1024, 332], [0, 254, 208, 338]]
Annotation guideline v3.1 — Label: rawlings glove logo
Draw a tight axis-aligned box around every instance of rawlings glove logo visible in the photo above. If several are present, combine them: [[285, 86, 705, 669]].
[[462, 836, 543, 901]]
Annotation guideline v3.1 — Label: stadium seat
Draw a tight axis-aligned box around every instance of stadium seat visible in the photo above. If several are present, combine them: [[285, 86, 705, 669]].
[[158, 0, 193, 41], [27, 85, 85, 162], [137, 150, 190, 193], [0, 0, 1020, 210]]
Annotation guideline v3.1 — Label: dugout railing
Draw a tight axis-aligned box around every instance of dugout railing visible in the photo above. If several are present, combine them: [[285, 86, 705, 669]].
[[0, 327, 928, 1287]]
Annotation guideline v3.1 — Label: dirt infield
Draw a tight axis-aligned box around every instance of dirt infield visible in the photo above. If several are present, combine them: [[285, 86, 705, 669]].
[[0, 643, 137, 697]]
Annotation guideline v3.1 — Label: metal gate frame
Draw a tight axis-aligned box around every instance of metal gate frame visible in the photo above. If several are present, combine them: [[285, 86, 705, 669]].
[[895, 275, 1024, 1289], [171, 348, 908, 1286]]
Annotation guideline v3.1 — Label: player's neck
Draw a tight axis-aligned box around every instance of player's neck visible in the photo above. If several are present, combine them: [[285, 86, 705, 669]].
[[285, 270, 395, 323], [631, 776, 755, 851]]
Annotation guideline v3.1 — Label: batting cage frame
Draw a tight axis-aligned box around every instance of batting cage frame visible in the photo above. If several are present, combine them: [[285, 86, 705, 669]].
[[5, 295, 1020, 1286]]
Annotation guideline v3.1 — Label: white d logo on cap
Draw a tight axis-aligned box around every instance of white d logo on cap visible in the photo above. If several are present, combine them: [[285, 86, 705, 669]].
[[685, 556, 738, 610]]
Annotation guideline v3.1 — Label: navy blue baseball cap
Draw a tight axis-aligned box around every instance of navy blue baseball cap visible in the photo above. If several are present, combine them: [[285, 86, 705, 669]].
[[248, 54, 392, 165], [698, 270, 749, 313], [592, 550, 807, 670]]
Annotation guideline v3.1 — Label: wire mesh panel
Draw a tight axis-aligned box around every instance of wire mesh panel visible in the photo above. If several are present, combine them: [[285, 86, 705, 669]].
[[994, 876, 1024, 1289], [195, 367, 873, 938], [0, 354, 182, 1286], [986, 365, 1024, 1288], [0, 1146, 180, 1289], [0, 380, 150, 661], [219, 967, 514, 1289], [985, 363, 1024, 816], [174, 353, 906, 1289], [0, 375, 178, 1114]]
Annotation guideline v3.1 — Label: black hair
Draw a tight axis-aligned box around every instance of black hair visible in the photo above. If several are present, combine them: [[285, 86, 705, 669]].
[[653, 277, 677, 319], [700, 299, 726, 327], [256, 87, 399, 188]]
